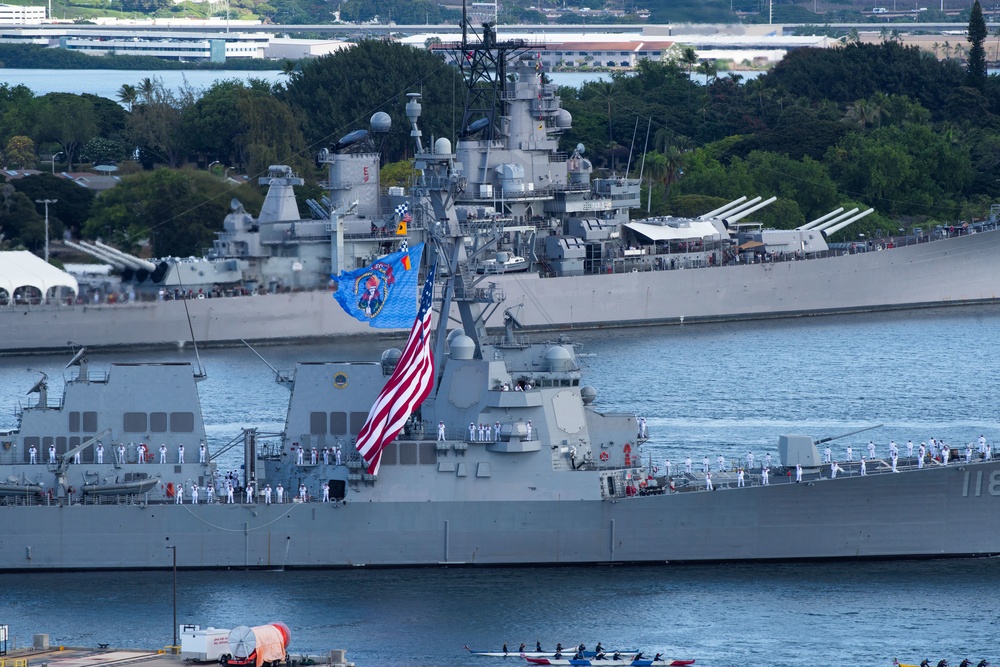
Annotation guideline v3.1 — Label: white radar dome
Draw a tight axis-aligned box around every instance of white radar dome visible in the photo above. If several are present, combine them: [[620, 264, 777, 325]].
[[545, 345, 573, 372], [370, 111, 391, 133], [434, 137, 452, 155], [450, 335, 475, 360]]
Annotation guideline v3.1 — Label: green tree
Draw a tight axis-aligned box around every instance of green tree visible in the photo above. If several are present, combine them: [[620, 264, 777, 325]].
[[117, 84, 139, 112], [83, 169, 242, 256], [234, 88, 308, 179], [0, 182, 46, 252], [281, 41, 461, 164], [4, 135, 34, 168], [966, 0, 988, 89], [125, 77, 196, 168], [12, 173, 95, 237], [33, 93, 99, 168]]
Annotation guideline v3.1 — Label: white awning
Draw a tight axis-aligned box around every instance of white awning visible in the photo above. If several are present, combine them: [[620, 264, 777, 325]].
[[0, 250, 79, 300], [625, 220, 724, 242]]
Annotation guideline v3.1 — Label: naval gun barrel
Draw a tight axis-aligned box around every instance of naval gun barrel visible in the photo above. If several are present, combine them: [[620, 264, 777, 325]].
[[822, 208, 875, 237], [723, 196, 777, 226], [798, 207, 845, 231], [713, 196, 762, 222], [94, 240, 157, 272], [697, 196, 748, 220], [814, 423, 883, 445], [813, 208, 860, 232], [64, 240, 126, 268]]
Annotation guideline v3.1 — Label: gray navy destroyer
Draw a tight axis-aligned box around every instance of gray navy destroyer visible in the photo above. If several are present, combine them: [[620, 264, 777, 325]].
[[4, 22, 1000, 353], [1, 25, 1000, 570]]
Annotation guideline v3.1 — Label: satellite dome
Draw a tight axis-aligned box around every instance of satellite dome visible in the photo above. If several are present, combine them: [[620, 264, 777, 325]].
[[370, 111, 391, 133], [435, 137, 452, 155], [555, 109, 572, 129], [581, 385, 597, 405], [545, 345, 573, 372], [447, 328, 465, 345], [450, 335, 475, 360], [381, 348, 402, 374]]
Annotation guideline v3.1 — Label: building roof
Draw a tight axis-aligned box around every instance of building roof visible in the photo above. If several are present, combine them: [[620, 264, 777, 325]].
[[0, 250, 79, 299]]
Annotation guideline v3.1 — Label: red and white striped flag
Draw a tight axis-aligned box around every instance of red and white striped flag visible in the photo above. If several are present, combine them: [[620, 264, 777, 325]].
[[355, 263, 437, 474]]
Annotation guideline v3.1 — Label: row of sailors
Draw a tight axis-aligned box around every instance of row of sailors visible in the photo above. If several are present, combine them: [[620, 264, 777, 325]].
[[28, 442, 208, 465], [670, 436, 993, 476], [290, 445, 342, 466], [171, 480, 336, 504], [435, 421, 535, 442]]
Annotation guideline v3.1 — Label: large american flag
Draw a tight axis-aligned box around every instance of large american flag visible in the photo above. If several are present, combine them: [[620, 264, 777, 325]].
[[355, 263, 437, 474]]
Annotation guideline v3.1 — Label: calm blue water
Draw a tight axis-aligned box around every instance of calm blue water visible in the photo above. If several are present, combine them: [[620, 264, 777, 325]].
[[1, 307, 1000, 666]]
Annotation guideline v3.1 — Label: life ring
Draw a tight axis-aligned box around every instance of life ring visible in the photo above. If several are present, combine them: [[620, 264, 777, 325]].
[[166, 482, 175, 498], [639, 480, 648, 489], [599, 451, 609, 462]]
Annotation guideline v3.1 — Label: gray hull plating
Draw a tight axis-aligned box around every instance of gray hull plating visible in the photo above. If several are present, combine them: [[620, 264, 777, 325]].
[[4, 230, 1000, 353], [4, 460, 999, 571]]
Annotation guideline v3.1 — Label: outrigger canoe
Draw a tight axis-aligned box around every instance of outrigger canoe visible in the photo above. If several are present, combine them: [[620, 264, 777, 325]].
[[525, 658, 694, 667], [464, 647, 638, 658]]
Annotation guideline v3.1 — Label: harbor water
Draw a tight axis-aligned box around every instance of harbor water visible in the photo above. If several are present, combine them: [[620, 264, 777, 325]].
[[1, 306, 999, 665]]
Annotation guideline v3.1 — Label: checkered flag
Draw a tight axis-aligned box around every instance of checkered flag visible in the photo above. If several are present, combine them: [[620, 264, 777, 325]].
[[399, 238, 408, 253], [395, 202, 408, 217]]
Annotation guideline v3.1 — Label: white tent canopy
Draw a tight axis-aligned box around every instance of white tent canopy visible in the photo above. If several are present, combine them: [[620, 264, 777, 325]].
[[625, 220, 725, 242], [0, 250, 79, 303]]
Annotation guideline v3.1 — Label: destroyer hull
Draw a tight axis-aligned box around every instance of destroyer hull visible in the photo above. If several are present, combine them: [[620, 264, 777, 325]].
[[4, 230, 1000, 354], [3, 460, 998, 571]]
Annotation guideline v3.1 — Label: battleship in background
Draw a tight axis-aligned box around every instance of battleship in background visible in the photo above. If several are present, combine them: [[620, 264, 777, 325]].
[[4, 23, 1000, 353], [1, 25, 1000, 571]]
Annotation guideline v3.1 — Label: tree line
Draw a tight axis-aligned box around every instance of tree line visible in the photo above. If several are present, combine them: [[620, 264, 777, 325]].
[[1, 14, 998, 258]]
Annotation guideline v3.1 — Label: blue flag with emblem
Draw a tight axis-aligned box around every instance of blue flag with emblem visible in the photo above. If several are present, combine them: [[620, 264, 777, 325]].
[[332, 242, 425, 329]]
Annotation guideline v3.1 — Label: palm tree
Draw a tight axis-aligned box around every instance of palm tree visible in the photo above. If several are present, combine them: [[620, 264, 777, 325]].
[[943, 41, 952, 59], [696, 59, 718, 85], [680, 46, 698, 77], [932, 41, 940, 58], [641, 150, 667, 212], [137, 77, 157, 104], [116, 83, 138, 111], [844, 99, 876, 130]]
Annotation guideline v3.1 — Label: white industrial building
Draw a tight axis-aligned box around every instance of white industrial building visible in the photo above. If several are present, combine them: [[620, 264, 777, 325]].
[[0, 4, 46, 24]]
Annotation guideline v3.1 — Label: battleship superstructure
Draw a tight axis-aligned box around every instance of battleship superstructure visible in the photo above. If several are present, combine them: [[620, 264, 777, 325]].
[[1, 31, 1000, 570]]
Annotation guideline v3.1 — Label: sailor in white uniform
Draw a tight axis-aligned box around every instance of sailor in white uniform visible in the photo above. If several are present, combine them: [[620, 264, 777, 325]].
[[177, 443, 184, 464], [495, 421, 502, 440], [867, 441, 876, 459], [96, 443, 103, 464], [889, 440, 897, 458], [860, 458, 867, 476], [322, 483, 330, 503], [702, 456, 709, 474], [737, 468, 745, 487], [846, 445, 853, 462], [891, 452, 898, 472], [191, 483, 199, 505], [795, 464, 802, 483], [117, 444, 125, 464], [311, 447, 318, 465], [484, 424, 492, 441], [717, 454, 725, 472], [159, 444, 167, 464], [762, 467, 769, 485], [979, 435, 987, 454], [48, 444, 57, 464], [245, 482, 254, 504], [335, 446, 342, 466], [73, 447, 82, 464], [705, 471, 713, 491], [830, 461, 839, 479], [526, 421, 533, 440], [824, 446, 832, 463], [907, 440, 914, 458], [747, 451, 754, 469], [965, 444, 973, 463], [918, 444, 925, 469], [438, 421, 446, 441], [685, 457, 692, 474], [226, 482, 234, 503], [299, 484, 307, 502], [175, 483, 184, 504], [323, 448, 330, 465], [264, 484, 272, 504], [765, 452, 772, 468], [199, 442, 206, 463], [639, 417, 648, 438], [137, 443, 146, 463], [296, 446, 304, 465], [276, 483, 284, 503], [468, 423, 475, 440], [29, 445, 37, 464]]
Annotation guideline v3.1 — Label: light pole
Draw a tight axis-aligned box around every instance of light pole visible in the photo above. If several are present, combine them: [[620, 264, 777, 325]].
[[35, 199, 57, 264], [166, 545, 177, 651], [50, 152, 63, 174], [208, 160, 220, 173]]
